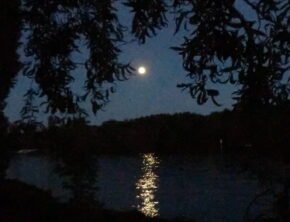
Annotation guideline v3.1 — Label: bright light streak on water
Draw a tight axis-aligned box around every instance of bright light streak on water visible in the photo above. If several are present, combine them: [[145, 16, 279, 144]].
[[136, 153, 160, 217]]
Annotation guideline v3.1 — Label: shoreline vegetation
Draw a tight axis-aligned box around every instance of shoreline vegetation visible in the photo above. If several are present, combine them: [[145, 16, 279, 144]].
[[5, 109, 290, 160]]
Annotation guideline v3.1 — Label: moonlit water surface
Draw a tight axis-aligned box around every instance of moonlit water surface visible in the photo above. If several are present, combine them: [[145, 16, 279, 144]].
[[7, 153, 265, 222], [136, 153, 160, 217]]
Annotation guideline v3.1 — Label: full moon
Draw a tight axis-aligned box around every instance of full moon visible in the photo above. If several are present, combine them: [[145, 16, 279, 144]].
[[138, 66, 147, 75]]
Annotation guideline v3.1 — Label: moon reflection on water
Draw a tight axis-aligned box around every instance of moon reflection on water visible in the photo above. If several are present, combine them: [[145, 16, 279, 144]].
[[136, 153, 160, 217]]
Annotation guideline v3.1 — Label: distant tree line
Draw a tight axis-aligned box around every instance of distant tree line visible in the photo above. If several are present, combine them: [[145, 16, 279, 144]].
[[4, 109, 290, 158]]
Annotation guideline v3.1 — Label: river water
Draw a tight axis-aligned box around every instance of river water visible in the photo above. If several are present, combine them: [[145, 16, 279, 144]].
[[7, 153, 268, 222]]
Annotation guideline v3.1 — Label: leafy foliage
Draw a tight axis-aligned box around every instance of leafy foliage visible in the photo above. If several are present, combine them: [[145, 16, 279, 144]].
[[123, 0, 168, 43], [125, 0, 290, 109], [0, 0, 22, 111], [21, 87, 39, 123], [0, 0, 289, 118], [22, 0, 134, 116]]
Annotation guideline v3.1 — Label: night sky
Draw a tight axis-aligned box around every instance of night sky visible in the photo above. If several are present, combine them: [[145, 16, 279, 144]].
[[4, 2, 252, 125]]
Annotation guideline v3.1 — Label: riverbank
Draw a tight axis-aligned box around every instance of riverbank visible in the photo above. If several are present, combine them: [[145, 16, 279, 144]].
[[0, 179, 195, 222]]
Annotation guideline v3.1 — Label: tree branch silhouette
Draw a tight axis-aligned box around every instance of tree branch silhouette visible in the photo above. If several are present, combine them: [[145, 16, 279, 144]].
[[0, 0, 289, 118]]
